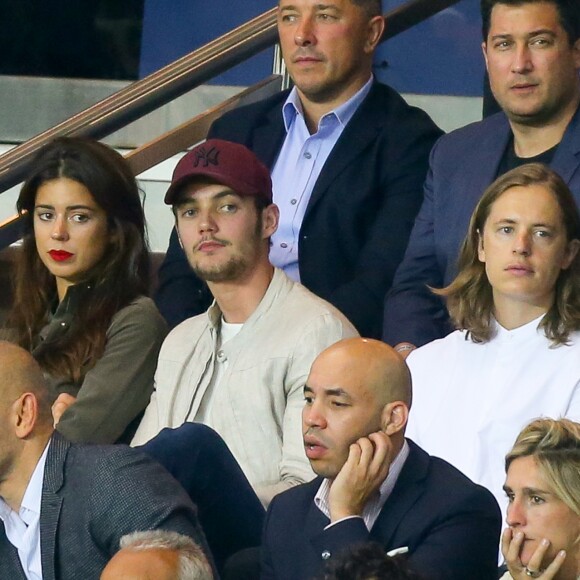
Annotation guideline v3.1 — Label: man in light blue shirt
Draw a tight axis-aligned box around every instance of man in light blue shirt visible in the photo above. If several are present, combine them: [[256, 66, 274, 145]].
[[156, 0, 442, 338]]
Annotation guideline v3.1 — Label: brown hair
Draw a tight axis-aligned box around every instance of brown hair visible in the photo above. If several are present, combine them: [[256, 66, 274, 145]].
[[7, 137, 150, 383], [506, 418, 580, 517], [434, 163, 580, 345]]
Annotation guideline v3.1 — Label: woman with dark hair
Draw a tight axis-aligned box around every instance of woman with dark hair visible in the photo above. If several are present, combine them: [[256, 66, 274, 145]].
[[405, 163, 580, 517], [501, 418, 580, 580], [4, 137, 167, 443]]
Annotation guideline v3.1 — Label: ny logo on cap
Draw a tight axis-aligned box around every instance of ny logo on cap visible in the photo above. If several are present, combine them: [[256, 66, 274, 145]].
[[193, 146, 220, 168]]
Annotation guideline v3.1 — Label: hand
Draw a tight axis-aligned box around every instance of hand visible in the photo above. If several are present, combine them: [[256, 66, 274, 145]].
[[394, 342, 416, 360], [52, 393, 77, 426], [501, 528, 566, 579], [328, 431, 393, 522]]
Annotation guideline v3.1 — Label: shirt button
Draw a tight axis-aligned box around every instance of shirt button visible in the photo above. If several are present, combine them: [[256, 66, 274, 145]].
[[321, 550, 331, 560], [304, 152, 312, 159], [280, 243, 288, 248], [217, 350, 226, 362], [290, 199, 297, 205]]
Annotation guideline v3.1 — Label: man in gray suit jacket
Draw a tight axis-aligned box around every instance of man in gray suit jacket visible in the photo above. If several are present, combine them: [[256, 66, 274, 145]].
[[0, 342, 210, 580]]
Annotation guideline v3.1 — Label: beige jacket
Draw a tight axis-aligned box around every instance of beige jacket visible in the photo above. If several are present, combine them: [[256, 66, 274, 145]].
[[133, 269, 357, 504]]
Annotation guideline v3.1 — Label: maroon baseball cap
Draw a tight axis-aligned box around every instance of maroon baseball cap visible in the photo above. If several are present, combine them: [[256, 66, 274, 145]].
[[164, 139, 273, 205]]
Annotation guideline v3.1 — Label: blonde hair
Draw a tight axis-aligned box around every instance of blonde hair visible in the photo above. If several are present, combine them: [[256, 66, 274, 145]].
[[505, 418, 580, 517], [434, 164, 580, 345]]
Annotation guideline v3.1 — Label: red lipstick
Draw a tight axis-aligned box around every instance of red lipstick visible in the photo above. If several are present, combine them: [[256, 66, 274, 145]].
[[49, 250, 74, 262]]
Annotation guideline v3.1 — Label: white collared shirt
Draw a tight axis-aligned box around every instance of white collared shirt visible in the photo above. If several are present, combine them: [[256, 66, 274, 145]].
[[0, 440, 51, 580], [314, 440, 410, 530], [270, 76, 373, 281]]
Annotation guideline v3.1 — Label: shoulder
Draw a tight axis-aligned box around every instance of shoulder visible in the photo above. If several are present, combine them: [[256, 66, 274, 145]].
[[213, 91, 288, 127], [431, 111, 509, 156], [407, 441, 499, 510], [108, 296, 167, 337], [407, 330, 467, 365], [363, 82, 441, 135], [274, 275, 358, 336]]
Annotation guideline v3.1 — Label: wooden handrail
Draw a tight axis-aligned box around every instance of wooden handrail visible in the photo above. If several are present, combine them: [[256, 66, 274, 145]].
[[0, 0, 462, 248]]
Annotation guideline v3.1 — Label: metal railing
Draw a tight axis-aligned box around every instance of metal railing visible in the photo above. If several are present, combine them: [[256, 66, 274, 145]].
[[0, 0, 462, 248]]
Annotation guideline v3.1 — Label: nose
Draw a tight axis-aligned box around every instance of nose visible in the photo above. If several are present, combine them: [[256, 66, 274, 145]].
[[50, 216, 69, 241], [513, 231, 532, 256], [303, 400, 327, 430], [295, 16, 315, 47], [512, 43, 533, 74], [506, 497, 526, 528], [197, 208, 217, 235]]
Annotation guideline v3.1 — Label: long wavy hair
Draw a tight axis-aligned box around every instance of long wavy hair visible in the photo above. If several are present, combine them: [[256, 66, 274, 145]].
[[434, 163, 580, 345], [7, 137, 150, 382], [506, 418, 580, 519]]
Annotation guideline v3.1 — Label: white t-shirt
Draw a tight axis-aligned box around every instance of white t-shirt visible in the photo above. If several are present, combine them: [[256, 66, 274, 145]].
[[406, 316, 580, 517]]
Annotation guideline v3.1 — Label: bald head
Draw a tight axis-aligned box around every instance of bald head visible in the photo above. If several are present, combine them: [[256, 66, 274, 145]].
[[311, 338, 412, 408], [0, 341, 52, 426], [303, 339, 412, 479]]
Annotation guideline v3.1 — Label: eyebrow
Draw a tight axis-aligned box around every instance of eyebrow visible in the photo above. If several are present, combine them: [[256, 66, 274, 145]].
[[176, 189, 241, 207], [490, 29, 557, 41], [279, 3, 339, 11], [34, 204, 96, 211], [492, 218, 556, 228], [502, 485, 553, 496], [303, 385, 352, 399]]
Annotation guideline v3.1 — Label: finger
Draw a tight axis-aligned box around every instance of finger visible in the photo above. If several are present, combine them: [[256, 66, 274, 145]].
[[356, 437, 375, 467], [541, 550, 566, 580], [367, 432, 392, 475], [345, 442, 362, 468], [504, 530, 525, 565], [526, 538, 551, 573], [501, 527, 513, 560]]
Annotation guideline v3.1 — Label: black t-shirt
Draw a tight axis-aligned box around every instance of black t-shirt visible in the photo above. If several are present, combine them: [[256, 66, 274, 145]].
[[496, 136, 558, 176]]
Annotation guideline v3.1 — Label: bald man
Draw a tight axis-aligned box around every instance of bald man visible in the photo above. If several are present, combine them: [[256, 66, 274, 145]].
[[261, 338, 501, 580], [0, 342, 210, 580]]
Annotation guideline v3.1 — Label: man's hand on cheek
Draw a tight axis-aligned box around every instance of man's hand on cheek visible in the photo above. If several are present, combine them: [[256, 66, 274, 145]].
[[328, 431, 393, 522]]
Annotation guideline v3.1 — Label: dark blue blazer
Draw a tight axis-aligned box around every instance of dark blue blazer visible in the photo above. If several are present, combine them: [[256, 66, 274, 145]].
[[383, 108, 580, 347], [261, 440, 501, 580], [155, 83, 442, 337]]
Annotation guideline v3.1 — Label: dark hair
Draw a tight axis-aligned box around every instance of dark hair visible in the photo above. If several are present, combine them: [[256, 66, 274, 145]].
[[319, 543, 423, 580], [350, 0, 382, 18], [481, 0, 580, 43], [8, 137, 150, 382], [434, 163, 580, 345]]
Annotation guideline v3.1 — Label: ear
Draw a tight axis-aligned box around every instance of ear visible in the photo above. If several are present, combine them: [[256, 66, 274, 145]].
[[381, 401, 409, 436], [572, 38, 580, 70], [11, 393, 39, 439], [482, 42, 489, 70], [477, 228, 486, 263], [561, 238, 580, 270], [364, 15, 385, 54], [262, 203, 280, 239], [176, 228, 184, 250]]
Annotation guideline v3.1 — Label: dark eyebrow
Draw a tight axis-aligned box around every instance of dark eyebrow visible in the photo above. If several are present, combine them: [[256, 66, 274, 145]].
[[324, 388, 352, 399], [34, 204, 95, 211], [304, 385, 313, 395]]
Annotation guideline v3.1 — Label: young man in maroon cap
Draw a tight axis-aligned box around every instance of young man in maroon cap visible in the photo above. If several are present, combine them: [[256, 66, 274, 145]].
[[132, 139, 357, 507]]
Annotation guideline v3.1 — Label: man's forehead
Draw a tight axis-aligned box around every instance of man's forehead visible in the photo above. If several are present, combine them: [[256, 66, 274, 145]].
[[178, 183, 241, 203], [489, 1, 562, 33]]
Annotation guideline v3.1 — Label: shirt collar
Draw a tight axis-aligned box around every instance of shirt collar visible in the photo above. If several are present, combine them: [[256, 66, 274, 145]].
[[0, 439, 51, 524], [20, 440, 51, 523], [314, 439, 410, 521], [281, 75, 374, 132]]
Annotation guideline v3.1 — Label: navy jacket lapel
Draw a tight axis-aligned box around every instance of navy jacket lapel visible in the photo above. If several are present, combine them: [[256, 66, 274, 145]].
[[467, 113, 511, 198], [39, 433, 68, 580], [251, 97, 287, 170], [369, 441, 430, 548], [551, 105, 580, 184], [305, 84, 383, 216]]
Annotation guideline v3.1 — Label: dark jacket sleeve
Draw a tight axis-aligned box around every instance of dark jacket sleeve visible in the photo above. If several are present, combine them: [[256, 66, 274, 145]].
[[382, 139, 454, 347]]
